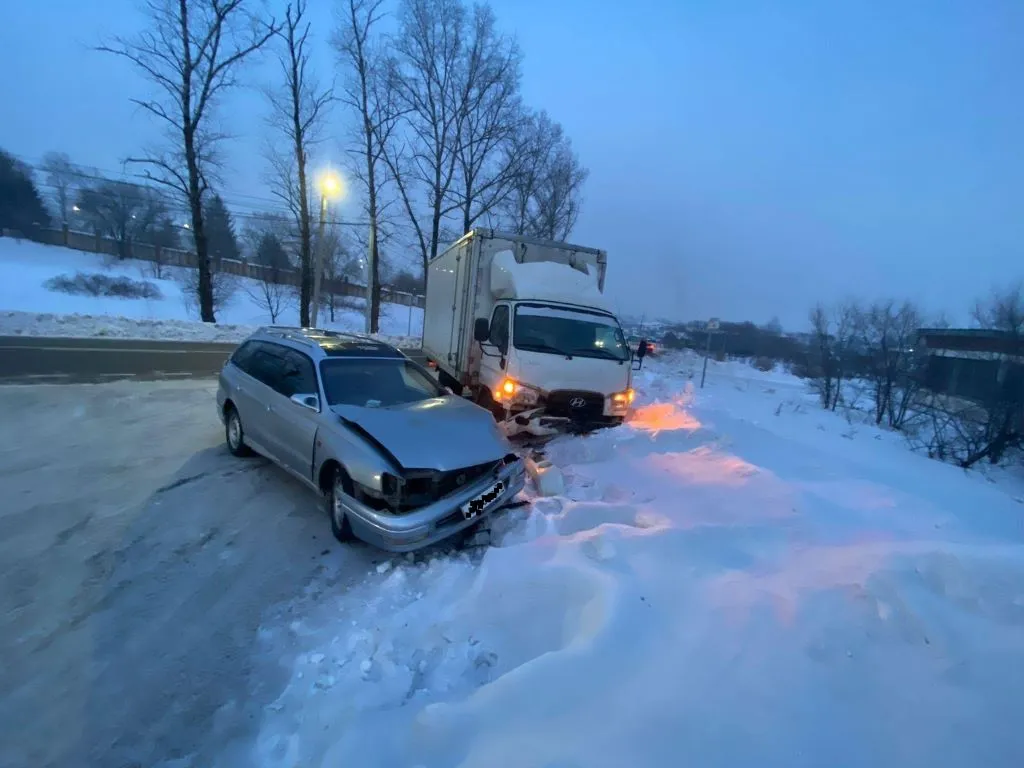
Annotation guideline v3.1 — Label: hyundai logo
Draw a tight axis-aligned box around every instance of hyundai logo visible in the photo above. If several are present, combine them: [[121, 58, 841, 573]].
[[569, 396, 586, 408]]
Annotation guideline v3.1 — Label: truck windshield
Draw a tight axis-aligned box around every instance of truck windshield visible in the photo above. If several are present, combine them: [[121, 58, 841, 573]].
[[512, 304, 630, 361]]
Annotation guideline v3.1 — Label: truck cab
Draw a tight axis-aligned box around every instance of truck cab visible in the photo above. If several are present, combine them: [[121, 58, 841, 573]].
[[473, 299, 634, 430]]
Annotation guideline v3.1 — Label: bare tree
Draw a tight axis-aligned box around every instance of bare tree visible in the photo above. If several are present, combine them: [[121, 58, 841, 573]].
[[859, 300, 924, 428], [918, 282, 1024, 466], [76, 179, 169, 258], [240, 226, 294, 323], [178, 261, 237, 319], [808, 303, 838, 409], [387, 0, 468, 274], [448, 5, 522, 233], [335, 0, 397, 333], [40, 152, 80, 228], [265, 0, 332, 327], [807, 300, 866, 411], [973, 282, 1024, 336], [831, 300, 861, 411], [99, 0, 279, 322], [505, 110, 587, 240]]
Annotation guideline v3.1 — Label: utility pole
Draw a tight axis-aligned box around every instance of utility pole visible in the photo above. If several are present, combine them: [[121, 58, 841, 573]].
[[310, 170, 342, 329], [364, 225, 375, 334], [310, 193, 328, 328], [700, 317, 719, 389]]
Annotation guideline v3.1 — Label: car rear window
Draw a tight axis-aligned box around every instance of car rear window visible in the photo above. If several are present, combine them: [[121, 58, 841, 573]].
[[319, 358, 443, 407]]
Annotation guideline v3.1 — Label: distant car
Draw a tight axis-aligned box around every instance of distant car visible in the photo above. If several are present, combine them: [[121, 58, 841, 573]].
[[216, 327, 526, 552]]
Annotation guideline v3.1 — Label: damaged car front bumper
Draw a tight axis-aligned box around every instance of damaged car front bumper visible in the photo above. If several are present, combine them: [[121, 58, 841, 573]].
[[337, 457, 527, 552]]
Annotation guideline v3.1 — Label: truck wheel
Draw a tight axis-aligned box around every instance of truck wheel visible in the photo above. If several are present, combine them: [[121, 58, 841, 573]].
[[437, 368, 461, 393], [475, 385, 505, 421]]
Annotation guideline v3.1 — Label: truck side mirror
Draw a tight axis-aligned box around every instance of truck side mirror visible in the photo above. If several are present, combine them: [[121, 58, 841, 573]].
[[474, 317, 490, 342]]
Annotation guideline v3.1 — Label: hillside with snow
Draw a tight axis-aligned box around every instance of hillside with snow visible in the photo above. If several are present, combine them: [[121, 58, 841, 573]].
[[0, 238, 422, 342], [234, 352, 1024, 768]]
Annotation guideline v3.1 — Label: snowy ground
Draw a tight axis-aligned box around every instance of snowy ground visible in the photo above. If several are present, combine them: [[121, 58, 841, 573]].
[[0, 238, 422, 344], [231, 352, 1024, 768]]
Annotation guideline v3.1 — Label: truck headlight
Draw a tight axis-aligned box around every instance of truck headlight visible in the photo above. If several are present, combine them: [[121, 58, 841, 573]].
[[611, 388, 635, 409], [494, 378, 539, 405]]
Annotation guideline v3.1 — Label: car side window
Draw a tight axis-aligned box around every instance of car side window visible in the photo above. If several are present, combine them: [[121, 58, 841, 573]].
[[489, 305, 510, 352], [246, 342, 288, 393], [230, 341, 257, 375], [280, 349, 318, 398]]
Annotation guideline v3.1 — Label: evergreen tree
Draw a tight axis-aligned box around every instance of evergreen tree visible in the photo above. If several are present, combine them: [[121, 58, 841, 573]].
[[255, 232, 291, 270], [202, 193, 241, 267], [0, 149, 51, 238]]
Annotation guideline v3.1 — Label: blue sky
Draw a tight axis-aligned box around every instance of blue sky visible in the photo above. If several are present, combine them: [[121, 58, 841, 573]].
[[2, 0, 1022, 327]]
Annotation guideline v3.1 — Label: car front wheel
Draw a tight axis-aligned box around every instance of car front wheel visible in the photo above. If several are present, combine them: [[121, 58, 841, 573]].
[[328, 468, 355, 544], [224, 405, 253, 457]]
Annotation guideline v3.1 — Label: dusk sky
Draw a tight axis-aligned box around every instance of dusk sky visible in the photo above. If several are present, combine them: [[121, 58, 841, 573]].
[[3, 0, 1022, 327]]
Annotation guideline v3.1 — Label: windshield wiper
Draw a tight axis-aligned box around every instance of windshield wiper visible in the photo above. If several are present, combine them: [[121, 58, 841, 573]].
[[573, 346, 626, 361], [518, 342, 573, 359]]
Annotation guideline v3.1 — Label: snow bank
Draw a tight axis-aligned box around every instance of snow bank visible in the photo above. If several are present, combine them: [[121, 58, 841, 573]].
[[0, 309, 418, 347], [240, 353, 1024, 768], [0, 238, 422, 341]]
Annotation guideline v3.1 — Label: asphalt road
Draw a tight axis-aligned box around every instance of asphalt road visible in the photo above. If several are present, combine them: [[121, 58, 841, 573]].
[[0, 379, 385, 768], [0, 336, 426, 384]]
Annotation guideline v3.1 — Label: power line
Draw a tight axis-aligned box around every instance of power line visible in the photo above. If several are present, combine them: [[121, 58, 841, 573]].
[[18, 153, 370, 228]]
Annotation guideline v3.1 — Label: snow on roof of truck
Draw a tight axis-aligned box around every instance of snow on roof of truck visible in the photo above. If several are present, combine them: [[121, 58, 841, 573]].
[[490, 249, 611, 310], [455, 228, 607, 257]]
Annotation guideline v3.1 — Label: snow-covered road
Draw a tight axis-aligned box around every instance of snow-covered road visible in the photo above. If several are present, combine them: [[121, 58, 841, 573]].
[[0, 381, 381, 768], [237, 354, 1024, 768]]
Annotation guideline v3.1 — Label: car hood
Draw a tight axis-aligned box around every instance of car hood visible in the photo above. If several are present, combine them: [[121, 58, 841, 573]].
[[330, 396, 511, 471]]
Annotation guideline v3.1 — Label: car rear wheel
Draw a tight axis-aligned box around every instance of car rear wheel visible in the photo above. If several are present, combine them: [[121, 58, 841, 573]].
[[328, 468, 355, 544], [224, 405, 253, 457]]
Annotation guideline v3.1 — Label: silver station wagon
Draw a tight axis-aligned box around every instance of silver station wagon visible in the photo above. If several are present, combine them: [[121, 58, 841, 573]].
[[216, 327, 527, 552]]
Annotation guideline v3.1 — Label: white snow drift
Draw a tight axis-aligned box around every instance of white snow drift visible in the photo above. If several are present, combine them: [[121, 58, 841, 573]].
[[239, 353, 1024, 768]]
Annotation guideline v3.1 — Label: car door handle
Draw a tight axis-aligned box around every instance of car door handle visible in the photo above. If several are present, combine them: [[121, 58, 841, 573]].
[[266, 403, 274, 412]]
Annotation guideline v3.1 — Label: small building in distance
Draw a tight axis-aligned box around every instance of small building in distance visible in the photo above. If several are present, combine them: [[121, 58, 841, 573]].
[[918, 327, 1024, 405]]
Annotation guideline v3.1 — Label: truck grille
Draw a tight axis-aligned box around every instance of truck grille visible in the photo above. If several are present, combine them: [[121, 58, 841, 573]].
[[545, 390, 605, 420]]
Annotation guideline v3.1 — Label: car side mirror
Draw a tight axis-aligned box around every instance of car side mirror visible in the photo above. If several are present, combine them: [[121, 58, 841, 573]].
[[474, 317, 490, 342], [290, 393, 319, 411]]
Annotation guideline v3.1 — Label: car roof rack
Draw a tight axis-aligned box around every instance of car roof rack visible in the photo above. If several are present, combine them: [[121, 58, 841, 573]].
[[258, 325, 398, 352]]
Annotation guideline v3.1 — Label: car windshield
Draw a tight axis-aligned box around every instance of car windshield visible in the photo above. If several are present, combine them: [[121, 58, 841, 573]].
[[319, 358, 444, 407], [513, 303, 629, 361]]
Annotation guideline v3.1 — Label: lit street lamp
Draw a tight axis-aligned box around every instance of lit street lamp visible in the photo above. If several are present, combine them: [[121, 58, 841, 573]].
[[310, 168, 343, 328]]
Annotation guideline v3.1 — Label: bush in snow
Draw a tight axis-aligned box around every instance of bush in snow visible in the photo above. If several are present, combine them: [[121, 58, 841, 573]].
[[44, 271, 163, 300], [752, 356, 775, 372]]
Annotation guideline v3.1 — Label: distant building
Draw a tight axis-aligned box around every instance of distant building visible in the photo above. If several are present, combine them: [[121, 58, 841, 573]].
[[918, 328, 1024, 404]]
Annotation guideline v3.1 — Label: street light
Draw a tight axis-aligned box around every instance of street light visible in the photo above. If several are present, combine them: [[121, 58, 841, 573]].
[[310, 169, 344, 328]]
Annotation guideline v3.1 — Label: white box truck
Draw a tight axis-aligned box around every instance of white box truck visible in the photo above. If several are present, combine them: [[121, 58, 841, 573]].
[[422, 229, 635, 434]]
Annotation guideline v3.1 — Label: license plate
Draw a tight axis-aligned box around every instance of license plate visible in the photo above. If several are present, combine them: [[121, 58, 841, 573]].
[[461, 480, 505, 520]]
